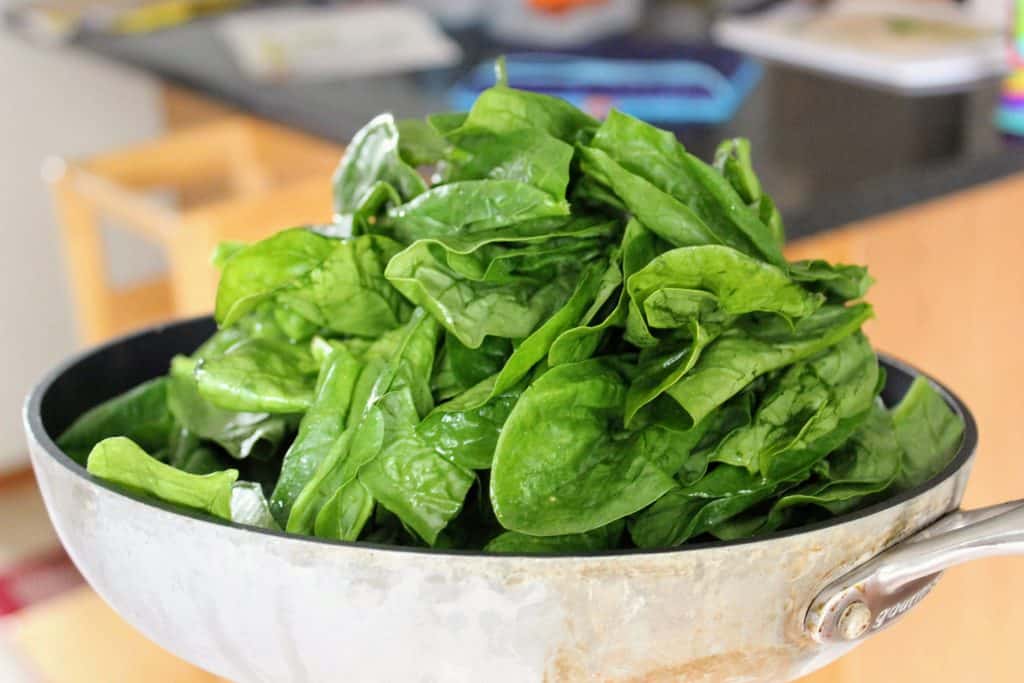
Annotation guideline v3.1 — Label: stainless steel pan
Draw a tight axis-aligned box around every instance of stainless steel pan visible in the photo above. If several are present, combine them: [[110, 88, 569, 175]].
[[22, 317, 1021, 683]]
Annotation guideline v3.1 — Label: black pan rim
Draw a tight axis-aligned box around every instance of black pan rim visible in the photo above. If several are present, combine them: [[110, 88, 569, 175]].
[[23, 315, 979, 560]]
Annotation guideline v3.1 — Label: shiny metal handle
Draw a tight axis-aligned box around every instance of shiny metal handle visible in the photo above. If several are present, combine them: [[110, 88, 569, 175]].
[[805, 499, 1024, 644]]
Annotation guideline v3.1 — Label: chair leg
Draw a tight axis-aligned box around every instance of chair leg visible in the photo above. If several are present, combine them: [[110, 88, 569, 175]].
[[51, 180, 114, 345], [166, 219, 219, 318]]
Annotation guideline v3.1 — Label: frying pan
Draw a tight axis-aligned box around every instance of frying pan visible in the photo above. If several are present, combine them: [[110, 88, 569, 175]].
[[22, 317, 1023, 683]]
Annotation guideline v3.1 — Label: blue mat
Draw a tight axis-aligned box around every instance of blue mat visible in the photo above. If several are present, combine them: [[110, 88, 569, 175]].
[[450, 47, 762, 125]]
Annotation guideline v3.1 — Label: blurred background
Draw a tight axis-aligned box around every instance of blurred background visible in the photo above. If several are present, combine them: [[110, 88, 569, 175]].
[[0, 0, 1022, 681]]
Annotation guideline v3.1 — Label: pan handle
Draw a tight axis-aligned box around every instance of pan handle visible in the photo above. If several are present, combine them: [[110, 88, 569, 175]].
[[805, 499, 1024, 644]]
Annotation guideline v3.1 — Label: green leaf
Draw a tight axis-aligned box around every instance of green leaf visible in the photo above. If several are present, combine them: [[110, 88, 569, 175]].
[[713, 138, 760, 205], [491, 359, 708, 536], [891, 376, 964, 490], [195, 338, 319, 413], [333, 113, 426, 228], [384, 180, 570, 245], [712, 333, 879, 478], [357, 390, 475, 545], [87, 437, 237, 520], [289, 310, 452, 541], [287, 430, 360, 536], [215, 228, 335, 327], [445, 127, 574, 200], [620, 245, 824, 425], [167, 356, 291, 460], [789, 260, 874, 302], [417, 378, 523, 470], [314, 477, 375, 540], [628, 245, 822, 328], [628, 464, 790, 548], [396, 118, 450, 166], [427, 111, 468, 136], [490, 259, 611, 396], [211, 241, 246, 270], [431, 333, 512, 399], [580, 146, 718, 249], [275, 235, 411, 337], [583, 110, 784, 265], [455, 85, 597, 142], [760, 404, 904, 533], [57, 377, 175, 465], [269, 347, 362, 525], [678, 150, 786, 267], [230, 481, 280, 529], [484, 520, 624, 554], [385, 239, 585, 349], [666, 304, 874, 427]]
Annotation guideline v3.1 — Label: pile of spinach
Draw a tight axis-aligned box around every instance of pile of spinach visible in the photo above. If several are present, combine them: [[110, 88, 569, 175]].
[[59, 67, 965, 553]]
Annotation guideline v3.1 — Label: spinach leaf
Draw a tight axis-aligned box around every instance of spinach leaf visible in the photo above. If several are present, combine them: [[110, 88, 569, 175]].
[[583, 111, 784, 265], [396, 118, 450, 167], [269, 347, 362, 525], [491, 359, 708, 536], [215, 228, 336, 327], [628, 464, 795, 548], [789, 260, 873, 301], [385, 239, 583, 349], [891, 376, 964, 490], [485, 520, 624, 554], [167, 427, 225, 475], [211, 240, 246, 269], [357, 390, 475, 545], [167, 356, 291, 460], [445, 127, 574, 200], [454, 85, 597, 142], [57, 377, 174, 465], [760, 403, 904, 532], [678, 150, 785, 267], [333, 113, 426, 228], [384, 180, 570, 245], [287, 430, 360, 536], [431, 333, 512, 399], [275, 235, 411, 337], [712, 333, 879, 478], [428, 111, 468, 136], [713, 138, 761, 205], [549, 219, 658, 366], [195, 338, 319, 413], [665, 303, 873, 427], [417, 378, 523, 470], [628, 245, 822, 328], [489, 259, 611, 396], [87, 437, 237, 520], [230, 481, 280, 529], [314, 474, 375, 541], [580, 146, 718, 249], [620, 245, 824, 424]]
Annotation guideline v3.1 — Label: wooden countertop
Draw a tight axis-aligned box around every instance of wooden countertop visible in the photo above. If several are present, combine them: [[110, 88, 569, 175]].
[[5, 173, 1023, 682], [791, 172, 1024, 683]]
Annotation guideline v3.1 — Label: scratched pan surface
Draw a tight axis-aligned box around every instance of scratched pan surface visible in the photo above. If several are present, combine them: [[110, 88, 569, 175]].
[[23, 317, 976, 683]]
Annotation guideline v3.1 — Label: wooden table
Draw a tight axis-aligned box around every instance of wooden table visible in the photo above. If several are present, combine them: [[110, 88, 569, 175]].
[[8, 173, 1024, 682]]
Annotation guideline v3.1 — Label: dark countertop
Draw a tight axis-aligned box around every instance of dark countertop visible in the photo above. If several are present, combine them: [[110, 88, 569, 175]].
[[65, 15, 1024, 239]]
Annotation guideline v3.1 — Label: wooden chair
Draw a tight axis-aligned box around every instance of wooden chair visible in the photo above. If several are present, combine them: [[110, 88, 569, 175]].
[[48, 116, 342, 344]]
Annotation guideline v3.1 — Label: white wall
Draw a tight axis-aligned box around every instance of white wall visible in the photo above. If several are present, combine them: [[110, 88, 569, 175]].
[[0, 36, 163, 471]]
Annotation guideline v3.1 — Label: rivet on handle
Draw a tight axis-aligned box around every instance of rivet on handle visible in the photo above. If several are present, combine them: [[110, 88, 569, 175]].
[[836, 601, 871, 640]]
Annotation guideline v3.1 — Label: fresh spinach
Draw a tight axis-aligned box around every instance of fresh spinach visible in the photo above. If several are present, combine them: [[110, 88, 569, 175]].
[[64, 74, 964, 552], [57, 377, 174, 465]]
